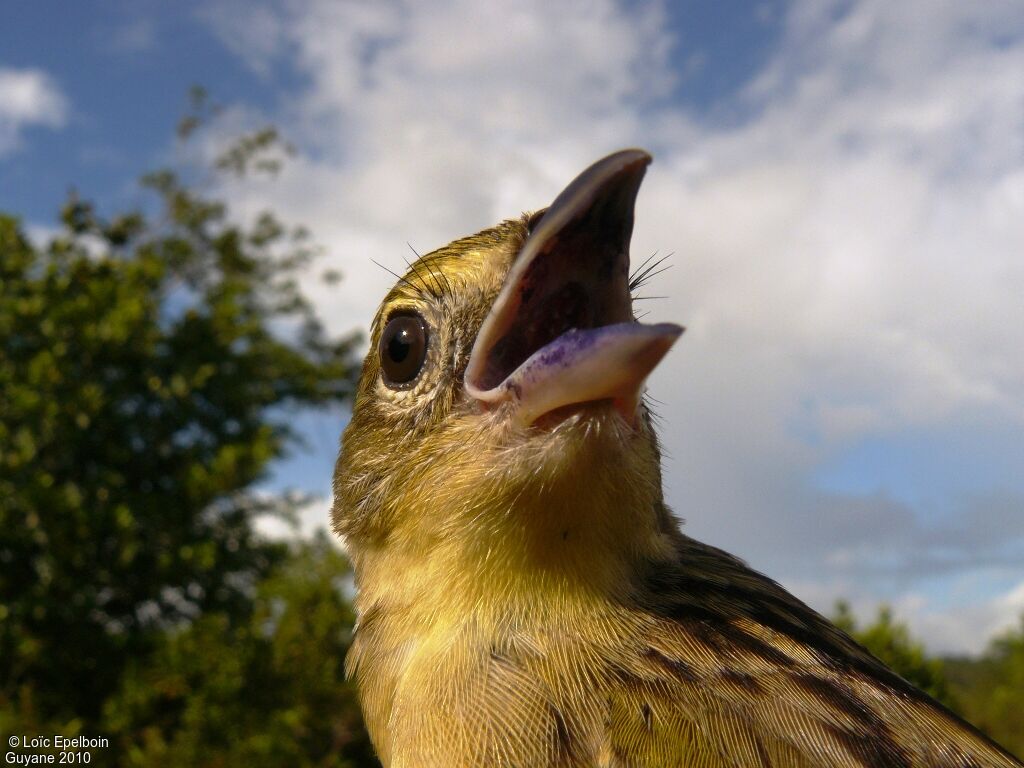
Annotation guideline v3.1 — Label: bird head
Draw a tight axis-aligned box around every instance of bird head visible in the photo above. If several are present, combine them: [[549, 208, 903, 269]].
[[333, 150, 683, 597]]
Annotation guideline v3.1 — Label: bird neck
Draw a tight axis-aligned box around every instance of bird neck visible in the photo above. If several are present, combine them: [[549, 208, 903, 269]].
[[352, 465, 674, 631]]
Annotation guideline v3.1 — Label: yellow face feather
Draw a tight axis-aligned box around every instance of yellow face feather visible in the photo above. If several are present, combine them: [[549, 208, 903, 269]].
[[334, 211, 671, 625], [332, 152, 1022, 768]]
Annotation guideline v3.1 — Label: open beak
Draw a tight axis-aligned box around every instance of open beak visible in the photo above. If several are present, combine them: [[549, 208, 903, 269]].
[[464, 149, 683, 426]]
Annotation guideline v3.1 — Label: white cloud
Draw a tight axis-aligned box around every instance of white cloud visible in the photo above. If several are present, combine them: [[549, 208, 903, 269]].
[[790, 574, 1024, 656], [201, 0, 1024, 654], [644, 0, 1024, 591], [197, 2, 287, 75], [254, 491, 339, 543], [896, 580, 1024, 656], [23, 221, 107, 260], [24, 222, 61, 249], [0, 67, 68, 156], [109, 16, 157, 53]]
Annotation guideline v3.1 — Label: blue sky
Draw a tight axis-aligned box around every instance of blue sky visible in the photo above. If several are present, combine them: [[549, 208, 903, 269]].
[[0, 1, 785, 220], [0, 2, 282, 220], [3, 0, 1023, 655]]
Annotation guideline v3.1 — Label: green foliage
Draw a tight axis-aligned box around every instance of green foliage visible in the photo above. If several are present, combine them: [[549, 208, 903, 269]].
[[832, 601, 958, 710], [0, 117, 360, 740], [946, 618, 1024, 758], [103, 534, 377, 767]]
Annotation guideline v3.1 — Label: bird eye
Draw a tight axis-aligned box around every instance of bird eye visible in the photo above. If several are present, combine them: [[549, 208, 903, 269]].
[[379, 313, 428, 387]]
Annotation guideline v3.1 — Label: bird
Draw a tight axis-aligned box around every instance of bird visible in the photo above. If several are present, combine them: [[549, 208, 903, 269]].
[[331, 149, 1022, 767]]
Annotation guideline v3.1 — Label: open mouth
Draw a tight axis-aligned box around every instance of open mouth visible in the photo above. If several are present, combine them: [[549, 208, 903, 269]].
[[464, 149, 683, 426]]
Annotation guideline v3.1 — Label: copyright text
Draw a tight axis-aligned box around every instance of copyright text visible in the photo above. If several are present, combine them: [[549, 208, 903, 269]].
[[5, 734, 107, 765]]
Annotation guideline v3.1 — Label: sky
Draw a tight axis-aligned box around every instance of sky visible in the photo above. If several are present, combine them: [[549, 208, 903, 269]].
[[3, 0, 1023, 656]]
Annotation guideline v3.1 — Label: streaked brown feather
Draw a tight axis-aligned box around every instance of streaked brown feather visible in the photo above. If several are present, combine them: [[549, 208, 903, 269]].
[[347, 525, 1022, 766]]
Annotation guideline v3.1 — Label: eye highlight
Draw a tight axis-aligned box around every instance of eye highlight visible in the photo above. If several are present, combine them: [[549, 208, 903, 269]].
[[379, 313, 428, 387]]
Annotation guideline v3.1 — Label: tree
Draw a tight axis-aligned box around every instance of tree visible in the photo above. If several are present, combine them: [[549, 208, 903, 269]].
[[0, 106, 360, 731], [946, 617, 1024, 758], [103, 533, 377, 767]]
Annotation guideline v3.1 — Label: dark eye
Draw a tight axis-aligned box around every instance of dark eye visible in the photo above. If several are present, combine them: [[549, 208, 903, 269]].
[[379, 313, 428, 387]]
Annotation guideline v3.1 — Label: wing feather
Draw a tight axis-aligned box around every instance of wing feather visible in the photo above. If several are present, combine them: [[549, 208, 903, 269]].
[[612, 529, 1022, 767]]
